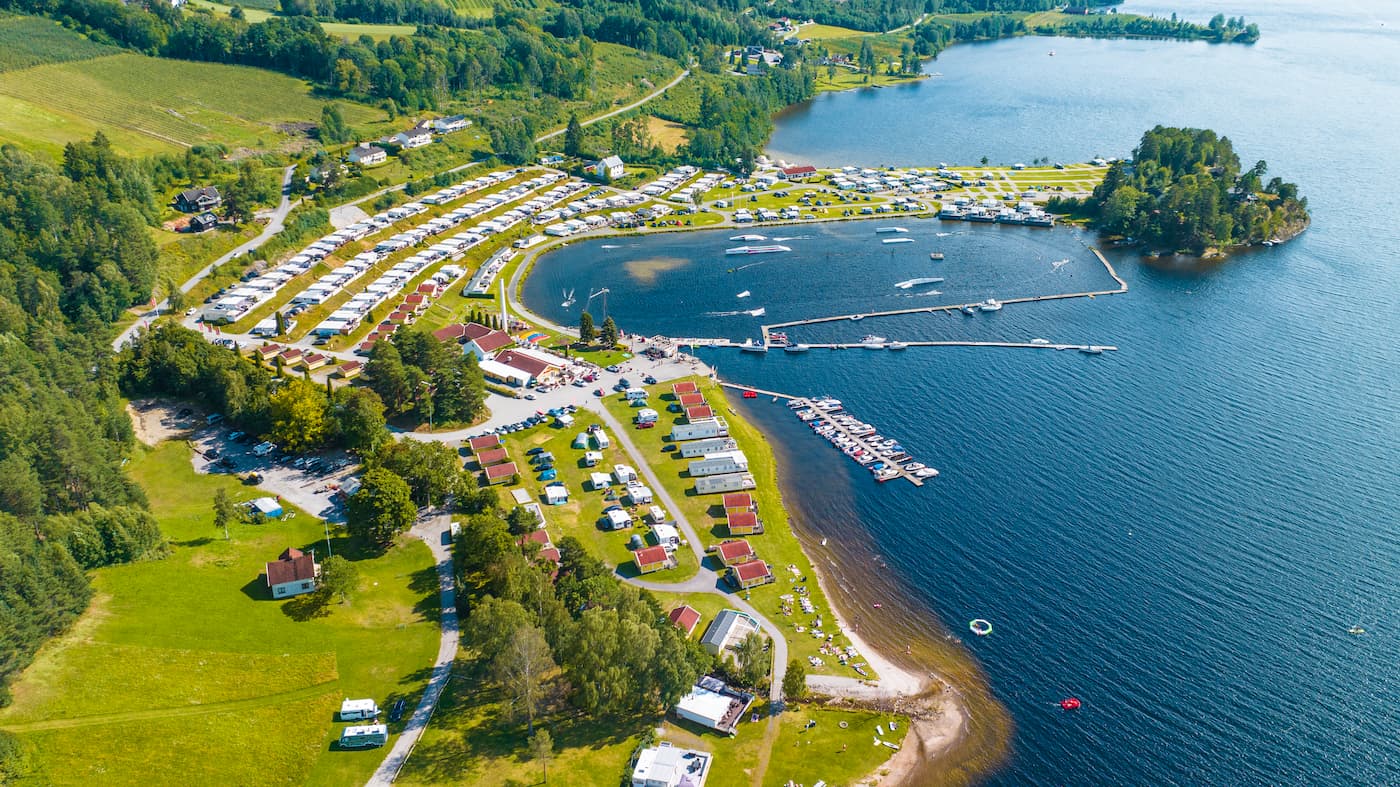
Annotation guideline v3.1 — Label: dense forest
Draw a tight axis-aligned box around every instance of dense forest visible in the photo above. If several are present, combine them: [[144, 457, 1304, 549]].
[[1082, 126, 1308, 253], [0, 139, 170, 703]]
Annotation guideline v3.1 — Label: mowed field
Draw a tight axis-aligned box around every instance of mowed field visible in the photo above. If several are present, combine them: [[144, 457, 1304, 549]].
[[188, 0, 418, 40], [0, 52, 382, 157], [0, 442, 439, 786]]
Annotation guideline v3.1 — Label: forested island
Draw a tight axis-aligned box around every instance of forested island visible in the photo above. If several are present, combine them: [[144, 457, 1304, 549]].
[[1074, 126, 1309, 255]]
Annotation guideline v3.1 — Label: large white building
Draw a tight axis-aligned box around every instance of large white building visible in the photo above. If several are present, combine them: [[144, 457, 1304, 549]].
[[631, 743, 711, 787]]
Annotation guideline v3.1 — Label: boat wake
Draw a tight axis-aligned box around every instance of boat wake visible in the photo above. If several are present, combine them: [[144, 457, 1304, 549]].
[[705, 307, 766, 317], [732, 260, 773, 272], [894, 277, 945, 289], [600, 244, 622, 249], [915, 289, 943, 296], [1051, 258, 1071, 269], [771, 235, 811, 242]]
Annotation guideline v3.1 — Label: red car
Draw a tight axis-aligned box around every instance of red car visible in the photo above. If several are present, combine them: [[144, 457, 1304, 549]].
[[636, 421, 655, 429], [742, 390, 758, 399]]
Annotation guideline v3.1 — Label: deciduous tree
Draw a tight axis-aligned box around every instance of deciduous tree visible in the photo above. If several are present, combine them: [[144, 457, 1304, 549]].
[[266, 378, 329, 453], [318, 554, 358, 603], [345, 468, 416, 550]]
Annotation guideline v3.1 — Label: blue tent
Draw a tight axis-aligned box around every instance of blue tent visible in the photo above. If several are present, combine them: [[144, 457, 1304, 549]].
[[539, 468, 557, 481]]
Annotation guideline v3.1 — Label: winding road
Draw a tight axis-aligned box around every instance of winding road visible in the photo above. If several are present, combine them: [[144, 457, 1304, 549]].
[[112, 165, 299, 351], [537, 69, 691, 142]]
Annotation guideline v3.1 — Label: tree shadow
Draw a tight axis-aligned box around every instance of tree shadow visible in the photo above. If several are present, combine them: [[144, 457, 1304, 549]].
[[410, 565, 443, 623], [282, 592, 332, 621], [172, 536, 216, 548]]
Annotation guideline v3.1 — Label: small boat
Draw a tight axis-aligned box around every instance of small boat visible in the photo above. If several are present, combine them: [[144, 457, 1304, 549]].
[[736, 290, 751, 298], [969, 619, 993, 636], [875, 468, 899, 482], [1048, 50, 1057, 57], [1060, 698, 1082, 711], [872, 603, 883, 609], [882, 237, 915, 245], [730, 234, 767, 241], [1079, 346, 1104, 355], [784, 344, 810, 353], [850, 314, 865, 321], [1031, 338, 1051, 345], [929, 252, 945, 260], [980, 299, 1003, 312], [1348, 625, 1366, 635], [739, 339, 768, 353], [888, 342, 908, 350], [725, 244, 791, 255], [820, 537, 828, 546], [875, 227, 908, 234], [561, 288, 575, 308], [961, 305, 977, 315], [860, 335, 888, 349], [914, 468, 939, 478]]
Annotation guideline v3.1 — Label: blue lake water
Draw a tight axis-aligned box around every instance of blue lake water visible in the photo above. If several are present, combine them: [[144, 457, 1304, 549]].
[[526, 1, 1400, 782]]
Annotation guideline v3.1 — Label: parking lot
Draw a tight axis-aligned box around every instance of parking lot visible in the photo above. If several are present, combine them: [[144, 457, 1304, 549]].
[[189, 426, 358, 523]]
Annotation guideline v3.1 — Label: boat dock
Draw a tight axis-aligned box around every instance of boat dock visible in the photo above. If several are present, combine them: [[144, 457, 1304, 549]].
[[718, 384, 929, 487]]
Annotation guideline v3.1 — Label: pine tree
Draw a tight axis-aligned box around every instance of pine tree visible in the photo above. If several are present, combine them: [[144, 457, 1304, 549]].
[[563, 113, 584, 158]]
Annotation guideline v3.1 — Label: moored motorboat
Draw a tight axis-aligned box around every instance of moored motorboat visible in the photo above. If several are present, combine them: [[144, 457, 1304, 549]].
[[1079, 345, 1104, 355], [875, 227, 908, 234], [739, 339, 768, 353], [784, 344, 810, 353], [725, 244, 791, 255], [860, 335, 888, 349], [729, 234, 767, 241], [888, 341, 908, 350], [882, 237, 915, 244], [980, 298, 1003, 312], [929, 252, 945, 260]]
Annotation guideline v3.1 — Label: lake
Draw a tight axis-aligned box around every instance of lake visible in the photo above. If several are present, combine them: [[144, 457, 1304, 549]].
[[525, 1, 1400, 782]]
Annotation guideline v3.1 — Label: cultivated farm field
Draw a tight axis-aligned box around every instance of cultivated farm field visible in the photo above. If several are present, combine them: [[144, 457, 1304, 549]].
[[0, 15, 117, 72], [0, 53, 382, 157]]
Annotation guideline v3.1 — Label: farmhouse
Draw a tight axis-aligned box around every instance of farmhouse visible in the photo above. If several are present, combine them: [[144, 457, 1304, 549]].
[[585, 155, 625, 180], [391, 123, 433, 148], [347, 143, 388, 166], [433, 115, 471, 133], [265, 547, 319, 599], [633, 545, 674, 575], [175, 185, 221, 212], [674, 676, 755, 735], [667, 605, 702, 637], [630, 743, 712, 787], [699, 609, 760, 655], [728, 559, 774, 590]]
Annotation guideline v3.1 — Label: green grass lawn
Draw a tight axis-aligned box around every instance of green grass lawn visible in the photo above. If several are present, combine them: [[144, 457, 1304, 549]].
[[815, 67, 925, 93], [490, 410, 701, 583], [0, 441, 439, 786], [603, 379, 877, 680], [188, 0, 417, 39], [0, 52, 381, 157]]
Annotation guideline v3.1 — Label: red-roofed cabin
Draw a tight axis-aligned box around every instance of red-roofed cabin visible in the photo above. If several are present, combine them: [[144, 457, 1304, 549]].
[[483, 462, 518, 485], [730, 559, 773, 589], [255, 343, 283, 361], [678, 393, 706, 407], [686, 405, 714, 421], [476, 448, 510, 467], [300, 352, 328, 371], [672, 381, 698, 395], [356, 340, 377, 355], [279, 348, 303, 364], [716, 539, 756, 566], [781, 165, 818, 180], [265, 547, 320, 599], [404, 293, 427, 311], [433, 323, 467, 343], [634, 545, 674, 574], [668, 605, 702, 637], [519, 529, 552, 549], [468, 434, 501, 452], [726, 511, 764, 536], [334, 361, 364, 380], [417, 282, 443, 296], [722, 493, 755, 513]]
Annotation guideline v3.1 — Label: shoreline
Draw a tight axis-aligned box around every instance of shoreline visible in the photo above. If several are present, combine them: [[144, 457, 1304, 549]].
[[732, 396, 1013, 784]]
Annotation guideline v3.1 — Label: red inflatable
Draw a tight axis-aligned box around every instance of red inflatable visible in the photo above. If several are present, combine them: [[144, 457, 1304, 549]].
[[1060, 697, 1082, 711]]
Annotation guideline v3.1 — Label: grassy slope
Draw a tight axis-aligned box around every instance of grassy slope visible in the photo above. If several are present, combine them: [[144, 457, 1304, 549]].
[[0, 52, 382, 157], [0, 15, 118, 72], [0, 441, 439, 786]]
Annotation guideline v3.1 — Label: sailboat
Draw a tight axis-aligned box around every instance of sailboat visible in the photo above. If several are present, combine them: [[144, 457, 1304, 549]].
[[561, 288, 576, 308]]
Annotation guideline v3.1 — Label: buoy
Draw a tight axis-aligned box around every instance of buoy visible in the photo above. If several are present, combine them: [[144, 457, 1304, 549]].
[[1060, 697, 1081, 711], [969, 619, 993, 636]]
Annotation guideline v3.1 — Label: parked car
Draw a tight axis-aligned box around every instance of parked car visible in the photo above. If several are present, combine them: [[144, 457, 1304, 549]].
[[389, 699, 406, 723]]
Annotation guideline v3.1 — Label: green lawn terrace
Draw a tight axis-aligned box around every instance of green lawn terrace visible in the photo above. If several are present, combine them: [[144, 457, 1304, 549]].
[[603, 378, 881, 681], [0, 441, 439, 786]]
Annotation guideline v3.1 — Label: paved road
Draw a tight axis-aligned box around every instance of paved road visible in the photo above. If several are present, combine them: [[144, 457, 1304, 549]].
[[588, 401, 789, 704], [367, 508, 459, 787], [113, 165, 298, 351], [537, 70, 690, 142]]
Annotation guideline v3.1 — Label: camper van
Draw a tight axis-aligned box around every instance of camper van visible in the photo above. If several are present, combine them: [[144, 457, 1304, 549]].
[[339, 698, 381, 721], [339, 724, 389, 749]]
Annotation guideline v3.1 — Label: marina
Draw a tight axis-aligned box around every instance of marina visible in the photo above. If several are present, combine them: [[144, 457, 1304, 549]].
[[716, 384, 932, 487]]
